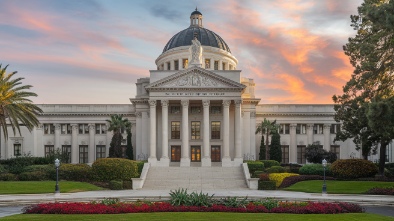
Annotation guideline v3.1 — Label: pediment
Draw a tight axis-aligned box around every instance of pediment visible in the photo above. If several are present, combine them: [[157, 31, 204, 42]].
[[146, 67, 245, 91]]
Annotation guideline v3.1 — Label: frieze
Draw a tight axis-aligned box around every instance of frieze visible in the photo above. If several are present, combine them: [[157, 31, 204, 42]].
[[164, 92, 225, 97]]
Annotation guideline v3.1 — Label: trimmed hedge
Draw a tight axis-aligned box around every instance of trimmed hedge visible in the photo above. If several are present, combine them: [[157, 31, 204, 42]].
[[109, 180, 123, 190], [137, 161, 146, 176], [331, 159, 378, 179], [58, 164, 92, 182], [91, 158, 139, 182], [245, 161, 264, 175], [260, 160, 280, 168], [252, 170, 265, 178], [18, 171, 48, 181], [279, 175, 336, 188], [269, 173, 299, 187], [258, 181, 276, 190], [265, 166, 286, 173], [0, 173, 17, 181], [299, 164, 332, 176]]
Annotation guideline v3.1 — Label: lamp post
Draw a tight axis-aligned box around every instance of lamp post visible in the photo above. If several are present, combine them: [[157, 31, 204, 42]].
[[322, 159, 327, 195], [55, 158, 60, 194]]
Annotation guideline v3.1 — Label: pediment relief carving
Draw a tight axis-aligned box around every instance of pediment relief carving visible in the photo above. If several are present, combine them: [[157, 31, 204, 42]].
[[163, 71, 226, 88]]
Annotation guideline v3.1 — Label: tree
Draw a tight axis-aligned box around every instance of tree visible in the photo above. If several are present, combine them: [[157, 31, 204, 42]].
[[125, 121, 133, 160], [255, 118, 279, 160], [0, 64, 43, 139], [258, 134, 265, 160], [305, 142, 337, 164], [269, 131, 282, 163], [106, 114, 130, 158]]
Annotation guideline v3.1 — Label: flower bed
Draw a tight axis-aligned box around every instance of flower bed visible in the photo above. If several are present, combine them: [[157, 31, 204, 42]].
[[365, 187, 394, 195], [23, 201, 363, 214]]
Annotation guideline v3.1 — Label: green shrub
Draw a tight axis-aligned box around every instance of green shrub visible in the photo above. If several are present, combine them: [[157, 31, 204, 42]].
[[137, 161, 146, 176], [0, 164, 5, 173], [0, 173, 17, 181], [91, 158, 139, 182], [258, 181, 276, 190], [18, 171, 48, 181], [123, 180, 133, 189], [109, 180, 123, 190], [245, 161, 264, 175], [252, 170, 264, 178], [331, 159, 378, 179], [299, 164, 332, 176], [58, 164, 92, 181], [260, 160, 280, 168], [23, 165, 55, 180], [265, 166, 286, 173]]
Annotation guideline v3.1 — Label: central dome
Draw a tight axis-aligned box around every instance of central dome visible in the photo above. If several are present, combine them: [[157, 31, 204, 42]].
[[162, 9, 231, 54]]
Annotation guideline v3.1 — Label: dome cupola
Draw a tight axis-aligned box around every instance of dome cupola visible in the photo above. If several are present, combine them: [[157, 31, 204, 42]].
[[190, 7, 203, 27]]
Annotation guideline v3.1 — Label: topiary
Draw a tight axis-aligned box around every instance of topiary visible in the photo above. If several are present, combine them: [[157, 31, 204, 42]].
[[260, 160, 280, 168], [299, 164, 332, 176], [265, 166, 286, 173], [91, 158, 139, 182], [331, 159, 378, 179], [245, 161, 264, 175]]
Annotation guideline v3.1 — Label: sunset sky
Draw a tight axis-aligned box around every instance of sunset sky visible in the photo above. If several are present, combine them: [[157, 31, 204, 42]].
[[0, 0, 363, 104]]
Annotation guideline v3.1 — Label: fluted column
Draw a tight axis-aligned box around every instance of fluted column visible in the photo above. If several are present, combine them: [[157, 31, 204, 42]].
[[88, 124, 95, 163], [202, 100, 211, 167], [290, 123, 297, 163], [250, 111, 256, 160], [242, 111, 251, 158], [306, 124, 314, 145], [160, 100, 170, 166], [135, 112, 142, 160], [71, 124, 78, 164], [148, 100, 157, 165], [234, 100, 243, 164], [180, 100, 190, 167], [323, 124, 331, 151], [54, 124, 61, 151], [222, 100, 231, 166]]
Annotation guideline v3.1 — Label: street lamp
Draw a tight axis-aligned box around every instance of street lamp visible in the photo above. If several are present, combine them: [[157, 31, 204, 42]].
[[55, 158, 60, 194], [322, 159, 327, 195]]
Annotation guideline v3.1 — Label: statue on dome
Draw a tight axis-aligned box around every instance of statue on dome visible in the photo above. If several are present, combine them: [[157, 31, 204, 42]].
[[189, 33, 203, 67]]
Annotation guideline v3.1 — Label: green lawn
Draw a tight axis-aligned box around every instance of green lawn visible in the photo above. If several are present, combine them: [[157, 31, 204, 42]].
[[284, 180, 394, 194], [0, 181, 103, 194], [0, 213, 392, 221]]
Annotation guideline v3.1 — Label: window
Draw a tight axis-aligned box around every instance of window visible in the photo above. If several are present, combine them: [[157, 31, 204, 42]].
[[296, 124, 306, 134], [191, 121, 201, 140], [205, 59, 210, 69], [45, 145, 54, 157], [214, 61, 219, 70], [171, 121, 180, 139], [210, 106, 221, 114], [330, 124, 341, 134], [96, 145, 106, 160], [281, 145, 289, 164], [222, 62, 226, 70], [191, 106, 201, 114], [314, 124, 324, 134], [211, 121, 221, 139], [182, 59, 188, 69], [171, 106, 180, 114], [95, 124, 107, 134], [14, 144, 21, 156], [279, 124, 290, 134], [161, 64, 164, 70], [44, 124, 55, 134], [297, 145, 306, 164], [61, 124, 71, 134], [330, 145, 340, 160], [79, 145, 88, 163], [174, 60, 179, 70], [62, 145, 71, 163], [166, 62, 170, 70], [79, 124, 89, 134]]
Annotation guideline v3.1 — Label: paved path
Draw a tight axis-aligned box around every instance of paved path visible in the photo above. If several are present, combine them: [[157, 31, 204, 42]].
[[0, 206, 24, 218]]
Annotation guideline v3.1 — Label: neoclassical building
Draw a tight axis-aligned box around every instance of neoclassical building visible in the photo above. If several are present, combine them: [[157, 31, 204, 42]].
[[1, 9, 393, 165]]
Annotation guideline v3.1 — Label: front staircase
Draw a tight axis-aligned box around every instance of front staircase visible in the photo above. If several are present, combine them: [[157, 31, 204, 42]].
[[142, 164, 248, 191]]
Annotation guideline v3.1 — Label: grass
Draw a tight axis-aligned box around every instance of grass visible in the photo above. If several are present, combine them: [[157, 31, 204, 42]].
[[284, 180, 394, 194], [0, 181, 103, 194], [0, 213, 392, 221]]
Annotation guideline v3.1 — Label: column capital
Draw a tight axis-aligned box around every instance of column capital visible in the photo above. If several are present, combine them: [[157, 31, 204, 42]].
[[70, 124, 78, 131], [250, 111, 256, 118], [135, 111, 142, 118], [202, 100, 210, 107], [161, 100, 169, 107], [290, 123, 297, 129], [54, 123, 61, 130], [181, 100, 189, 107], [306, 123, 314, 129], [37, 124, 43, 130], [234, 99, 242, 106], [148, 100, 157, 107], [222, 100, 231, 107], [88, 124, 95, 131], [323, 124, 331, 129]]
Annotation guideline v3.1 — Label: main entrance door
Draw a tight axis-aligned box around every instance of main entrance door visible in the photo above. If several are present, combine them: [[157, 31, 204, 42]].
[[191, 146, 201, 162], [211, 145, 221, 162], [171, 146, 181, 162]]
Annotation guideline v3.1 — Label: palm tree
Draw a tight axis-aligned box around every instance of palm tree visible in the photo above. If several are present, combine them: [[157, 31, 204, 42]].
[[106, 114, 130, 158], [0, 64, 43, 139], [255, 118, 279, 160]]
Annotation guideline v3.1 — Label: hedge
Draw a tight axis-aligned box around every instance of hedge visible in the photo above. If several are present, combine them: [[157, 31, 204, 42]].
[[260, 160, 280, 168], [299, 164, 332, 176], [58, 164, 92, 182], [258, 181, 276, 190], [331, 159, 378, 179], [265, 166, 286, 173], [109, 180, 123, 190], [18, 171, 48, 181], [91, 158, 139, 182], [0, 173, 17, 181], [245, 161, 265, 175], [269, 173, 299, 187], [279, 175, 336, 188]]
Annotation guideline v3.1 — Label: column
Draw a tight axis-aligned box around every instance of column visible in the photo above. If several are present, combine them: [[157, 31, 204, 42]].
[[323, 124, 331, 152], [71, 124, 78, 164], [234, 100, 243, 164], [289, 123, 297, 163], [135, 112, 142, 160], [242, 111, 251, 159], [88, 124, 95, 163], [54, 124, 61, 151], [131, 122, 136, 160], [210, 59, 214, 70], [179, 59, 183, 70], [180, 100, 190, 167], [142, 111, 149, 160], [160, 100, 170, 166], [250, 111, 256, 160], [148, 100, 157, 165], [306, 124, 314, 145], [222, 100, 232, 166], [202, 100, 211, 167]]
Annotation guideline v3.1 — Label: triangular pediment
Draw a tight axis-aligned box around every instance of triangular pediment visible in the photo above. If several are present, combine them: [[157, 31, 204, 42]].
[[146, 67, 245, 91]]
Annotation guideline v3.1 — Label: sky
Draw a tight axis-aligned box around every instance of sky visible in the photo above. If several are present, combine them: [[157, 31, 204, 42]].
[[0, 0, 363, 104]]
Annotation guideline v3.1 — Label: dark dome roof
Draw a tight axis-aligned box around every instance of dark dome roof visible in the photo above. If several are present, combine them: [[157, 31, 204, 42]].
[[162, 27, 231, 53], [191, 10, 202, 15]]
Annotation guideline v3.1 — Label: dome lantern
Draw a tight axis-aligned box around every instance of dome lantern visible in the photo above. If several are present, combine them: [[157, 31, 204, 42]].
[[190, 7, 203, 27]]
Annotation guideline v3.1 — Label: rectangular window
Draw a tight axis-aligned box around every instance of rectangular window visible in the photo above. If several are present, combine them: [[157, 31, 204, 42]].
[[79, 145, 88, 163], [210, 106, 221, 114], [44, 124, 55, 134], [62, 145, 71, 163], [191, 121, 201, 140], [170, 106, 181, 114], [314, 124, 324, 134], [330, 145, 340, 160], [174, 60, 179, 70], [79, 124, 89, 134], [330, 124, 341, 134], [279, 124, 290, 134], [296, 124, 306, 134], [95, 124, 107, 134], [171, 121, 180, 139], [166, 62, 170, 70], [182, 59, 188, 69], [211, 121, 221, 139], [281, 145, 289, 164], [190, 106, 201, 114], [14, 144, 21, 156], [205, 59, 210, 69], [44, 145, 54, 157], [61, 124, 71, 134], [214, 61, 219, 70], [222, 62, 226, 70], [297, 145, 306, 164], [96, 145, 106, 160]]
